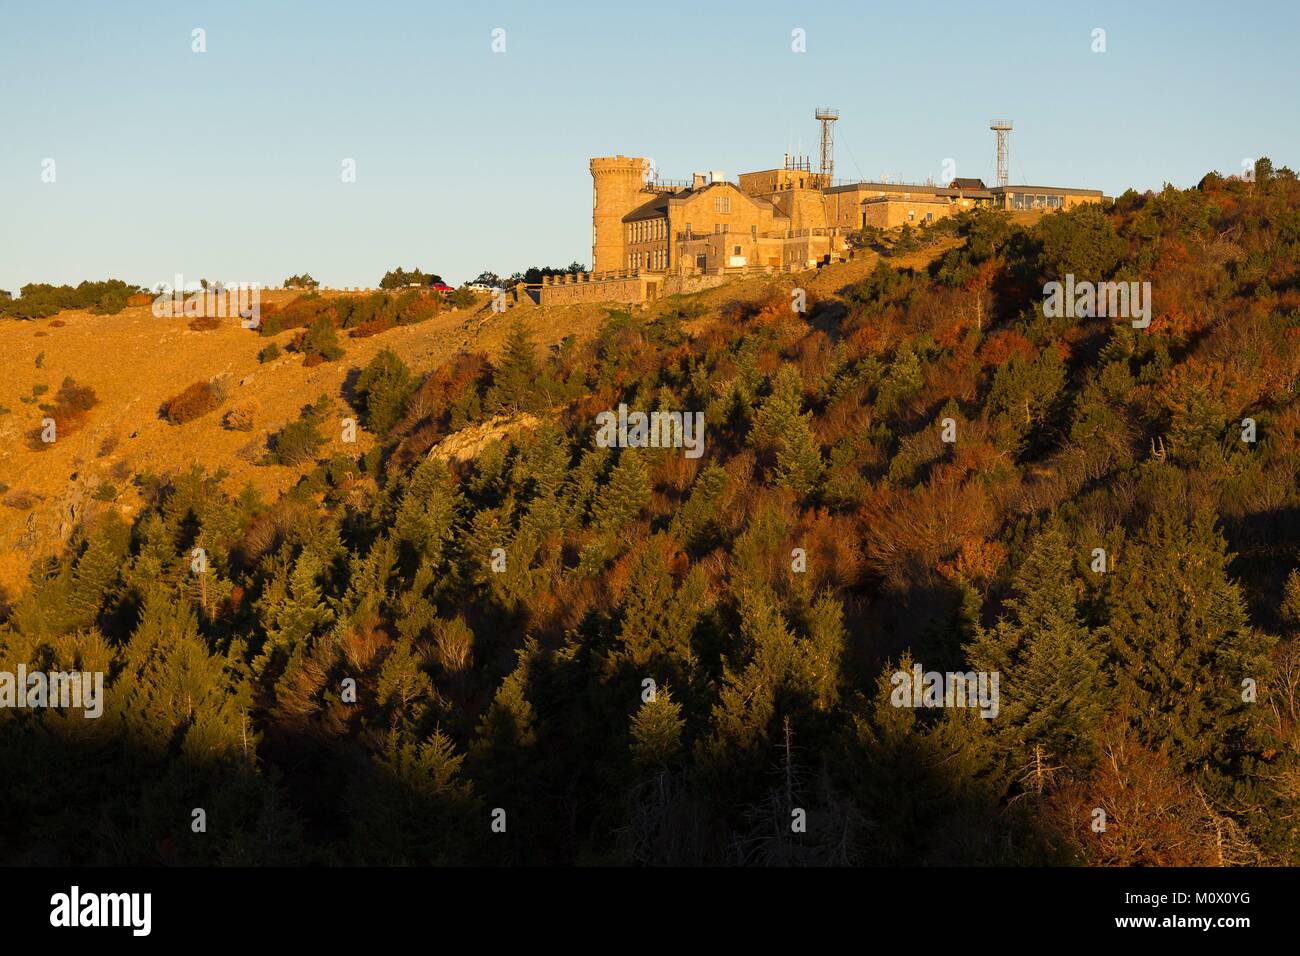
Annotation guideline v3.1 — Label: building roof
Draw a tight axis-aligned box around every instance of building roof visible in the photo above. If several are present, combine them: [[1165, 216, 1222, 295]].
[[991, 184, 1104, 197], [623, 180, 789, 223], [949, 177, 987, 190], [825, 181, 951, 197], [623, 193, 673, 222], [861, 194, 950, 206]]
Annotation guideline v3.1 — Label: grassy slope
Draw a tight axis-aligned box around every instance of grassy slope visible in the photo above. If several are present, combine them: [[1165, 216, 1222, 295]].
[[0, 241, 961, 598]]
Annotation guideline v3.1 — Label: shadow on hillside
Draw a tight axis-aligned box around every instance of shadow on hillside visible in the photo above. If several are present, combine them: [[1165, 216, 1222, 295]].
[[808, 299, 848, 337], [340, 365, 362, 410], [0, 650, 1064, 866], [1223, 504, 1300, 631]]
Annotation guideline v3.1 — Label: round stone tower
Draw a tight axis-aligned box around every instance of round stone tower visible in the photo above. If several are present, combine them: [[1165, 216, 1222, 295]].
[[590, 156, 649, 274]]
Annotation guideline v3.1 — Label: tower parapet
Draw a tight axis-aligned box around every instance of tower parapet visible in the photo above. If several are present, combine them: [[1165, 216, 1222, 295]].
[[590, 155, 649, 274]]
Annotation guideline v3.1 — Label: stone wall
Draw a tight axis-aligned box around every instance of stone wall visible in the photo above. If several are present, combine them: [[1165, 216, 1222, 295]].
[[536, 271, 653, 306]]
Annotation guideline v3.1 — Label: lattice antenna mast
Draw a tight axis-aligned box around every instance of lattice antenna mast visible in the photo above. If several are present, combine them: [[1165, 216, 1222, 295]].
[[990, 119, 1013, 188], [815, 107, 838, 184]]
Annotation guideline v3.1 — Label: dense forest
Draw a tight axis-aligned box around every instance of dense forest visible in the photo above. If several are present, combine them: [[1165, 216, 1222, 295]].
[[4, 166, 1300, 866]]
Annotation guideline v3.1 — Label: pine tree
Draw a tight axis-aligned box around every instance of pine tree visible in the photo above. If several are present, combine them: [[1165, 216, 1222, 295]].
[[668, 463, 727, 551], [1103, 509, 1272, 768], [394, 458, 462, 569], [253, 549, 335, 677], [749, 366, 804, 451], [967, 524, 1108, 767], [355, 347, 415, 435], [66, 510, 131, 631], [487, 320, 541, 414], [376, 637, 434, 722], [774, 416, 824, 496], [612, 535, 706, 681], [352, 727, 480, 864], [749, 367, 823, 495], [631, 687, 685, 769], [848, 656, 1013, 864], [594, 448, 650, 533], [119, 595, 252, 762]]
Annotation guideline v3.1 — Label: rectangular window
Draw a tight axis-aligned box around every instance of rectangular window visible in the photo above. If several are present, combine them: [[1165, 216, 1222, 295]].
[[733, 245, 741, 255]]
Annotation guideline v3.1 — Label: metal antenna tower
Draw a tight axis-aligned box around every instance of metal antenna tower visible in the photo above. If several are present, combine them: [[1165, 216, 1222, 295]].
[[990, 118, 1013, 187], [815, 107, 838, 185]]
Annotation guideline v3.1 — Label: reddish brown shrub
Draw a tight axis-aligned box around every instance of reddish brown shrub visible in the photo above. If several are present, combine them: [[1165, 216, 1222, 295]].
[[162, 380, 221, 424]]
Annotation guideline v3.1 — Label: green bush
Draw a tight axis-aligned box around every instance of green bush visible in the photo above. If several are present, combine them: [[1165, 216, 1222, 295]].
[[297, 316, 344, 365], [0, 280, 137, 319], [269, 418, 326, 466], [355, 348, 415, 436], [267, 394, 333, 466]]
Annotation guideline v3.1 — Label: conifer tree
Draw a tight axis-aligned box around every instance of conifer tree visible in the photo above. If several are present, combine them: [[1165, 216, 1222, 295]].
[[487, 320, 541, 414], [668, 462, 727, 551], [849, 657, 1015, 864], [1103, 509, 1272, 768], [254, 549, 336, 677], [967, 524, 1108, 767], [352, 727, 480, 864], [394, 458, 463, 570], [749, 367, 823, 495], [355, 347, 415, 436], [631, 687, 685, 769], [594, 448, 650, 533], [613, 535, 707, 682], [66, 510, 131, 631]]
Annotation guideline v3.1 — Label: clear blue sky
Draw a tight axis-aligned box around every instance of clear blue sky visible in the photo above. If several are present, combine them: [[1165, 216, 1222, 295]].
[[1, 0, 1296, 290]]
